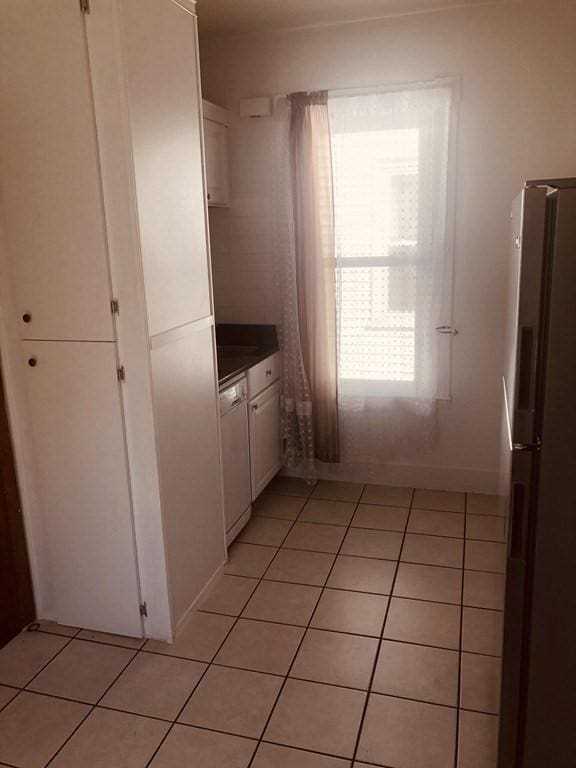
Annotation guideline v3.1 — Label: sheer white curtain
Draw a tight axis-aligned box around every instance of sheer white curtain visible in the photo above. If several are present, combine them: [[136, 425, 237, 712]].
[[329, 86, 453, 463]]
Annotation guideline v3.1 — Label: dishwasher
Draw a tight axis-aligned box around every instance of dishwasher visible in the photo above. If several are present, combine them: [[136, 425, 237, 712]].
[[219, 375, 252, 545]]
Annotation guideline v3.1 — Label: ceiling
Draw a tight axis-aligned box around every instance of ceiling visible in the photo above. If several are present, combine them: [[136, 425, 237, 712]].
[[196, 0, 507, 37]]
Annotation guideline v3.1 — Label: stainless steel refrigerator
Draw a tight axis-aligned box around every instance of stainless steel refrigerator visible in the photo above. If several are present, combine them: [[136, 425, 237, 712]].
[[499, 178, 576, 768]]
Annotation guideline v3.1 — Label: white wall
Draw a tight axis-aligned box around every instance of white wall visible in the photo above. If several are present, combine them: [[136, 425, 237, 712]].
[[199, 0, 576, 493]]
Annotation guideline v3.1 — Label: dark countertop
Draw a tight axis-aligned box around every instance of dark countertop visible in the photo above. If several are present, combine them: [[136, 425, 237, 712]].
[[216, 324, 279, 388]]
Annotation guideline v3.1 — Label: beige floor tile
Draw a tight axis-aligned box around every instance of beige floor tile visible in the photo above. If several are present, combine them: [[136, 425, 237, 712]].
[[351, 504, 408, 532], [252, 742, 351, 767], [253, 494, 306, 520], [341, 528, 403, 560], [265, 678, 366, 758], [384, 598, 461, 650], [76, 630, 146, 649], [35, 621, 79, 638], [291, 629, 378, 690], [0, 691, 89, 768], [361, 484, 413, 507], [408, 509, 465, 538], [215, 619, 304, 675], [0, 686, 17, 711], [242, 581, 321, 626], [267, 476, 316, 498], [312, 480, 364, 503], [460, 653, 502, 714], [264, 549, 335, 586], [401, 533, 464, 568], [237, 517, 293, 547], [0, 631, 69, 688], [149, 724, 256, 768], [145, 611, 235, 661], [413, 488, 465, 513], [463, 571, 505, 611], [225, 543, 278, 578], [373, 640, 459, 706], [28, 639, 134, 704], [394, 563, 462, 604], [357, 693, 457, 768], [458, 710, 500, 768], [101, 652, 205, 720], [467, 493, 508, 517], [462, 608, 504, 657], [179, 665, 282, 738], [465, 541, 507, 573], [299, 499, 356, 526], [311, 589, 388, 637], [466, 514, 507, 542], [200, 575, 259, 616], [327, 555, 395, 594], [50, 707, 169, 767], [283, 522, 346, 553]]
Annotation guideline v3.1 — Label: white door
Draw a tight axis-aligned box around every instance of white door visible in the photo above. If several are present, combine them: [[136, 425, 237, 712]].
[[150, 323, 225, 627], [0, 0, 115, 342], [21, 340, 142, 636], [249, 381, 283, 500], [204, 120, 230, 207], [119, 0, 212, 337]]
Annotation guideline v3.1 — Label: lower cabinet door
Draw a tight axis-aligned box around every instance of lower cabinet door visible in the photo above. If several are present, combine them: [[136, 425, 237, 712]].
[[249, 381, 282, 500], [21, 340, 142, 636]]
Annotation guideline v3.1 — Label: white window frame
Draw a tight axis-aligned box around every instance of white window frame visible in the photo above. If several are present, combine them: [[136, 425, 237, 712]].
[[330, 77, 460, 400]]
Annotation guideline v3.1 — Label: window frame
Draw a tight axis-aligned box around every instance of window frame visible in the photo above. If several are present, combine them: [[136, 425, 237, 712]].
[[329, 77, 460, 400]]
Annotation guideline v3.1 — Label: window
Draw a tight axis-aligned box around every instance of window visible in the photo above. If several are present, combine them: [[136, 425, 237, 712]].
[[330, 85, 454, 399]]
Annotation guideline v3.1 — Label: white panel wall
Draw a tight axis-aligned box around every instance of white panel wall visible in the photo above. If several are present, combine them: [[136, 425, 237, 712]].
[[200, 0, 576, 492]]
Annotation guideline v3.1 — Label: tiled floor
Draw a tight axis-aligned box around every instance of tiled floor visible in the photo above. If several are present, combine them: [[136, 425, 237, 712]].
[[0, 478, 506, 768]]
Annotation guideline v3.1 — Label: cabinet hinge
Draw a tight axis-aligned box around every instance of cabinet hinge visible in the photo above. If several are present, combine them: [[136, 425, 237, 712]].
[[110, 298, 120, 316], [79, 0, 90, 14], [117, 365, 126, 383], [139, 602, 148, 618]]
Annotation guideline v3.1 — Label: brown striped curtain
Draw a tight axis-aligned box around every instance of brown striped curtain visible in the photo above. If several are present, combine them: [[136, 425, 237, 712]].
[[288, 91, 339, 463]]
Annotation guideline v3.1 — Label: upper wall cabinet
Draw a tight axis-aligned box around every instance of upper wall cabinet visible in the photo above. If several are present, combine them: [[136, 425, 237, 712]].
[[121, 0, 212, 337], [0, 0, 115, 342], [202, 100, 230, 208]]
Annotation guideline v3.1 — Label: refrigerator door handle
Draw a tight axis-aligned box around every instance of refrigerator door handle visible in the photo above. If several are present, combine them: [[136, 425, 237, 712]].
[[517, 325, 535, 411]]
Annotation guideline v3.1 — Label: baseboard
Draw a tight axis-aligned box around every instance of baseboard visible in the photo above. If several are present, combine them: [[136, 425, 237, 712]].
[[171, 560, 226, 640], [281, 461, 501, 495]]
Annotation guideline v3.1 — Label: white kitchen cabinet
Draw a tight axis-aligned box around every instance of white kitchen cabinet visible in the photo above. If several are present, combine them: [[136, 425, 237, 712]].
[[249, 379, 283, 500], [0, 0, 225, 641], [202, 100, 230, 207], [150, 323, 223, 626], [0, 0, 114, 342], [20, 341, 142, 636], [123, 0, 211, 336]]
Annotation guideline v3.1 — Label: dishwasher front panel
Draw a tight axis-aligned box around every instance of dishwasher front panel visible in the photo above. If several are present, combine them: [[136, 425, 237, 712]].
[[219, 379, 252, 538]]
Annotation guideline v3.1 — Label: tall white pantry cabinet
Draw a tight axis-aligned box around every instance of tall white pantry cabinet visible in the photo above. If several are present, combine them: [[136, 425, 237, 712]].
[[0, 0, 226, 640]]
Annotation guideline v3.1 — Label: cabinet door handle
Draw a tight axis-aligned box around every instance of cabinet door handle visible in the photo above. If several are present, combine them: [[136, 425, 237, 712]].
[[28, 357, 37, 368], [252, 403, 259, 411], [266, 369, 272, 376], [22, 312, 32, 324]]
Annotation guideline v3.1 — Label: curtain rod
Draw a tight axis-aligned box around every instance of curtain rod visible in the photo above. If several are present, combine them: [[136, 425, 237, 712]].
[[272, 76, 460, 105]]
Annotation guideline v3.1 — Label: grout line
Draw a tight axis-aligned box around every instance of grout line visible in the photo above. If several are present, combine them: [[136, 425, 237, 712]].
[[256, 510, 505, 540], [142, 487, 315, 768], [243, 484, 369, 768], [453, 491, 468, 768], [236, 536, 506, 572], [43, 638, 146, 766], [349, 487, 415, 765]]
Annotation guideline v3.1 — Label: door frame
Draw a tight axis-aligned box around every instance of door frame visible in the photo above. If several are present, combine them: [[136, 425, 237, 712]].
[[0, 353, 35, 645]]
